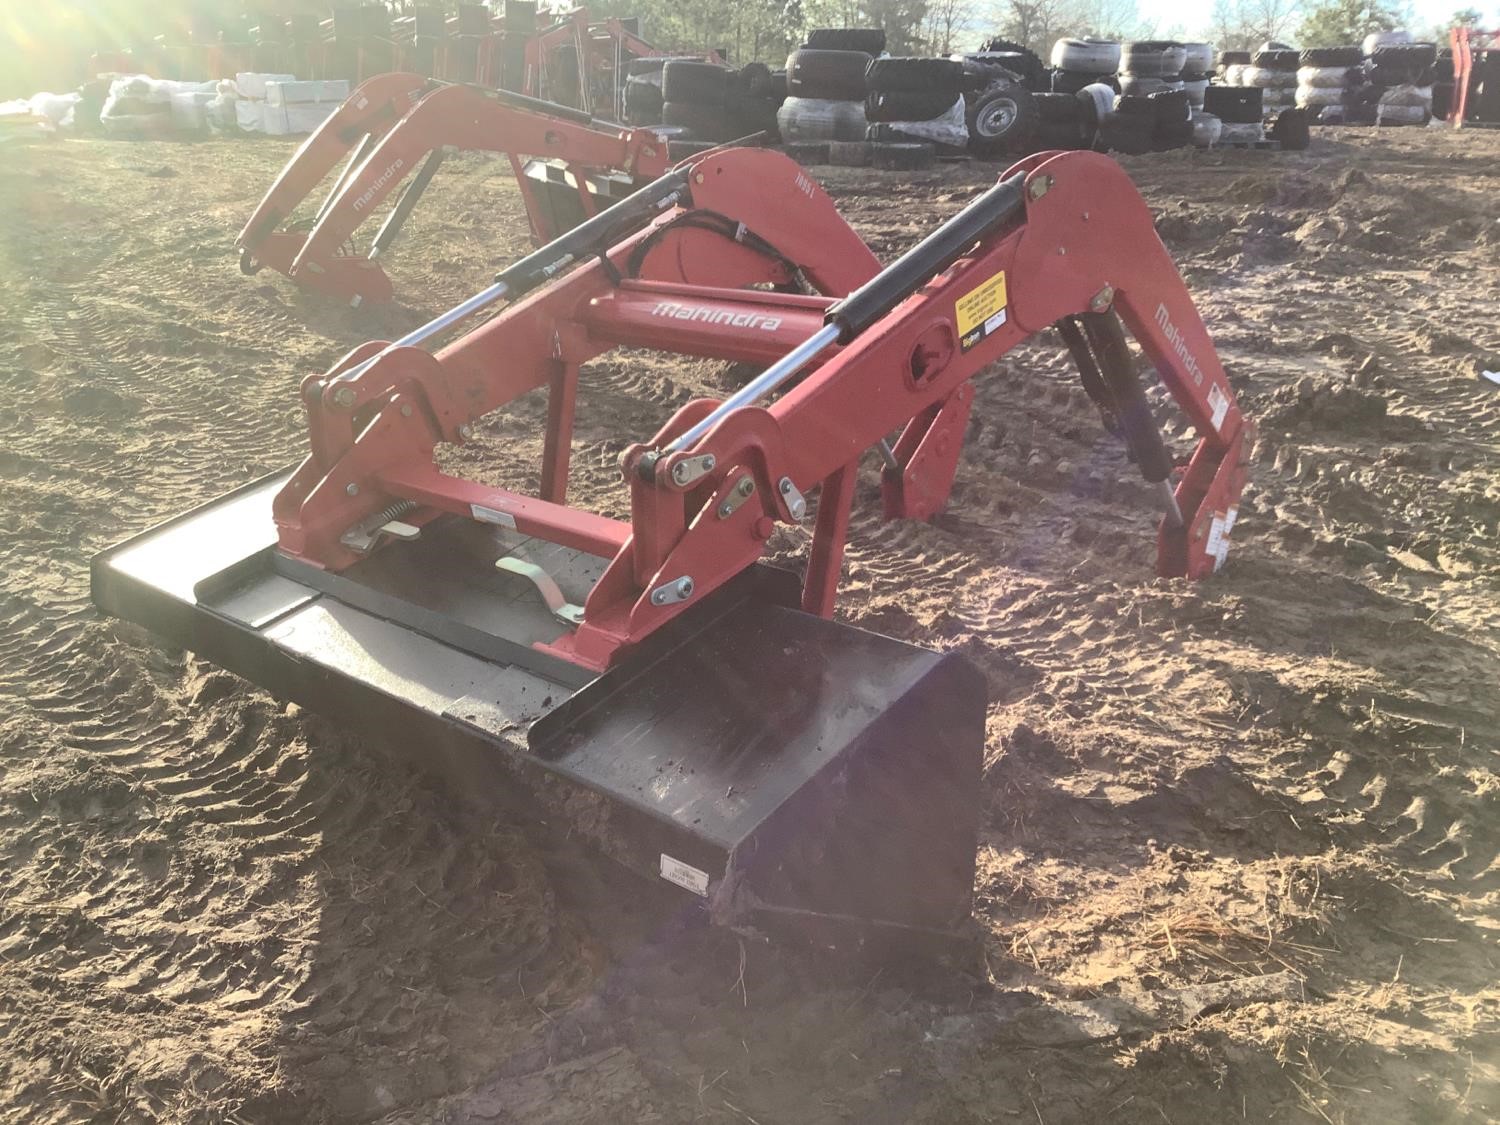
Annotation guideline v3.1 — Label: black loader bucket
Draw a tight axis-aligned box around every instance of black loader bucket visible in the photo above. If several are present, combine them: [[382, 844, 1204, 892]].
[[92, 472, 988, 953]]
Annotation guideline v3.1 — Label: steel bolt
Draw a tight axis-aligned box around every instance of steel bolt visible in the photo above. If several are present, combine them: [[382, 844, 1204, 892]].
[[458, 423, 473, 440], [332, 386, 357, 408], [736, 477, 755, 498], [345, 483, 359, 497], [400, 403, 413, 417], [1089, 286, 1115, 313], [1028, 175, 1053, 201], [675, 577, 694, 598], [779, 478, 793, 495], [718, 500, 734, 519], [672, 462, 690, 484], [702, 454, 716, 472]]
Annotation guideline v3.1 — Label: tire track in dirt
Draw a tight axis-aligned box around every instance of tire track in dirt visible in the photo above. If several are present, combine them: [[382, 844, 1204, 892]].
[[0, 145, 597, 1122]]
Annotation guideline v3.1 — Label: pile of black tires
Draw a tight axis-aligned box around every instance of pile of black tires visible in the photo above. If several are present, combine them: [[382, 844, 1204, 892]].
[[1116, 40, 1214, 107], [620, 29, 1337, 170], [1217, 31, 1443, 127], [624, 57, 785, 146], [776, 29, 884, 159], [1050, 38, 1120, 93], [1361, 34, 1439, 126], [1203, 84, 1266, 144], [1295, 46, 1363, 116], [777, 31, 1051, 168], [1236, 42, 1301, 115]]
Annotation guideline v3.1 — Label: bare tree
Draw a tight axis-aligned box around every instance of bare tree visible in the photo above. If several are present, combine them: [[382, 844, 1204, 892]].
[[1238, 0, 1301, 44], [1064, 0, 1147, 41], [925, 0, 980, 54]]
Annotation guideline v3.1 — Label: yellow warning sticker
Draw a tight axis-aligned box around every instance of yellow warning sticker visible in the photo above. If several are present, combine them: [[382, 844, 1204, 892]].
[[955, 269, 1008, 352]]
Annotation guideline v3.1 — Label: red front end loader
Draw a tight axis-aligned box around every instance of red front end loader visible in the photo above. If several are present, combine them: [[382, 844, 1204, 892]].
[[97, 148, 1252, 951]]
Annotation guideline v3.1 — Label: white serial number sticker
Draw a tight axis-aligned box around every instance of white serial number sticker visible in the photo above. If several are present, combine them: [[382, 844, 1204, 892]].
[[1205, 505, 1238, 571], [1207, 383, 1230, 433], [659, 853, 710, 897], [470, 504, 518, 529]]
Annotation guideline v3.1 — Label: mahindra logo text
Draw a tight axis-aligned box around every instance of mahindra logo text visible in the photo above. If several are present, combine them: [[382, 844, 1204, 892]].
[[1155, 303, 1204, 387], [651, 302, 784, 331], [351, 159, 406, 212]]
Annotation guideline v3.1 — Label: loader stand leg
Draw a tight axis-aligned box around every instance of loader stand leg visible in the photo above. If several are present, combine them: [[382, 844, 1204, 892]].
[[1079, 310, 1184, 528], [369, 149, 446, 261], [802, 462, 857, 618], [1055, 315, 1119, 434], [511, 152, 554, 245], [541, 359, 580, 505]]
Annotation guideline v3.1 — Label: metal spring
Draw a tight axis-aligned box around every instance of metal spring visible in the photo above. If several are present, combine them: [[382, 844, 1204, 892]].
[[371, 498, 417, 526]]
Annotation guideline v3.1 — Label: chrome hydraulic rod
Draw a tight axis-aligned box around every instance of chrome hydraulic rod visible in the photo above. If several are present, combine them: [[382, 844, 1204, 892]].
[[330, 166, 692, 385], [668, 172, 1028, 453], [666, 325, 842, 451]]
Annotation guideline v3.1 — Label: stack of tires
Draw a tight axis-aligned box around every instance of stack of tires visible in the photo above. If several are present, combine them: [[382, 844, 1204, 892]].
[[1179, 42, 1215, 108], [1096, 88, 1192, 153], [1118, 41, 1186, 96], [1218, 50, 1251, 86], [1242, 44, 1300, 116], [1099, 93, 1154, 153], [624, 56, 691, 125], [1363, 37, 1437, 126], [863, 56, 968, 166], [1148, 88, 1195, 148], [660, 60, 785, 144], [778, 31, 882, 159], [1432, 46, 1455, 120], [1031, 87, 1100, 150], [1048, 38, 1120, 93], [1296, 47, 1361, 121], [965, 39, 1050, 91], [1204, 85, 1266, 144], [957, 57, 1044, 157]]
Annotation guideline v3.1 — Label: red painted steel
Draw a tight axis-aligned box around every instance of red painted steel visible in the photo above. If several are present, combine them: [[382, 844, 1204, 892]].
[[236, 72, 434, 303], [273, 147, 1251, 674], [237, 75, 673, 304], [1451, 27, 1500, 126], [583, 283, 833, 363]]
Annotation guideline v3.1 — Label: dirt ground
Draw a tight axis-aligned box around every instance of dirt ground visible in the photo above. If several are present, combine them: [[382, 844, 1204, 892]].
[[0, 124, 1496, 1124]]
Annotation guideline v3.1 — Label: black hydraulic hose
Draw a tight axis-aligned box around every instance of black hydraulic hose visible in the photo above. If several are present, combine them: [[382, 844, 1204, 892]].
[[493, 165, 694, 298], [1079, 309, 1174, 483], [1055, 316, 1120, 434], [479, 84, 599, 127], [824, 172, 1028, 341]]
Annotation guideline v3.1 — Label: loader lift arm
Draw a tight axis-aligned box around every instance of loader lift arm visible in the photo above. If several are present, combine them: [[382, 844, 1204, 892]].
[[96, 147, 1251, 951], [235, 75, 673, 305]]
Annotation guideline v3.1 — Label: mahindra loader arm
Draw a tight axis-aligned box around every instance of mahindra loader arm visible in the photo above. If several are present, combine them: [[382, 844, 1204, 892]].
[[238, 77, 672, 305], [236, 72, 435, 303], [289, 83, 671, 292], [96, 148, 1250, 953]]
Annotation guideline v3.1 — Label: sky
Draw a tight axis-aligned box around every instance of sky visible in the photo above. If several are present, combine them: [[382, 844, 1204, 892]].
[[1137, 0, 1500, 38]]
